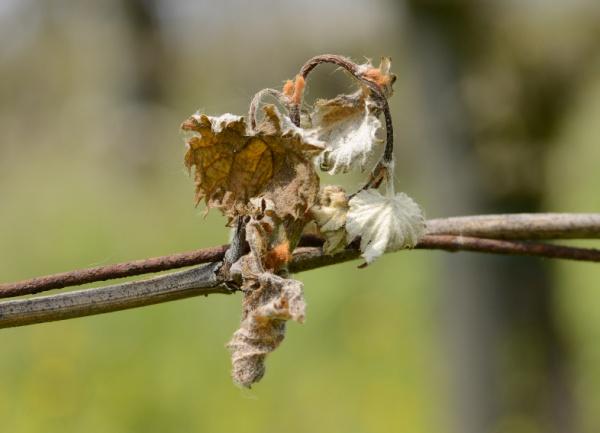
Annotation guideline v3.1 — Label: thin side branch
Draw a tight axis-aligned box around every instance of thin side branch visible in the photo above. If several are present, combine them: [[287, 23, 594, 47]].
[[1, 233, 600, 330], [416, 235, 600, 261], [289, 235, 600, 274], [1, 213, 599, 299]]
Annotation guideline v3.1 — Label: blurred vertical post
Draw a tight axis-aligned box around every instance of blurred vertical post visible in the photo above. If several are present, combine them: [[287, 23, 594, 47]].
[[402, 2, 578, 432], [120, 0, 168, 177], [122, 0, 165, 103]]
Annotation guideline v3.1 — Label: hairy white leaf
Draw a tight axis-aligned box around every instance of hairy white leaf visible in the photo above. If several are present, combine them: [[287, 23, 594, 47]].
[[346, 189, 426, 263]]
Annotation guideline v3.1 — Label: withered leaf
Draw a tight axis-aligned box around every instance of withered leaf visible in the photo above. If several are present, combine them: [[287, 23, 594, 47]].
[[227, 272, 306, 388], [311, 92, 383, 174], [310, 185, 349, 254], [182, 106, 323, 219], [309, 57, 396, 174]]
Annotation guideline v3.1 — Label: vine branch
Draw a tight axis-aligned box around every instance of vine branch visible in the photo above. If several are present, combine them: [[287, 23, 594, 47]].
[[0, 213, 599, 329], [0, 236, 598, 329], [1, 213, 598, 300]]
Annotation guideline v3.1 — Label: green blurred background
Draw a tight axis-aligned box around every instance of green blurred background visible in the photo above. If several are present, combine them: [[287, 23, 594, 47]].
[[1, 1, 599, 432]]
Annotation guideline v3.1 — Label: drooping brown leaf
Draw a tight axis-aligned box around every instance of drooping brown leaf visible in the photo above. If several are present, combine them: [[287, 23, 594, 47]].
[[182, 106, 323, 219], [227, 272, 306, 388]]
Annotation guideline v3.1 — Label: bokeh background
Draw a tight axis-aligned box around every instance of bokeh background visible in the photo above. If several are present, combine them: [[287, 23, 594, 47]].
[[1, 1, 600, 432]]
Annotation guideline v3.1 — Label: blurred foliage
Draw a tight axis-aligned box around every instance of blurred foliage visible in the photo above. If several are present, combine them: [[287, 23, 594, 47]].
[[0, 1, 599, 432]]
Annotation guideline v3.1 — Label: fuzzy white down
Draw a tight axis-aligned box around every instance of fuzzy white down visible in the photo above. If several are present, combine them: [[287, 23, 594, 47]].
[[207, 113, 244, 133]]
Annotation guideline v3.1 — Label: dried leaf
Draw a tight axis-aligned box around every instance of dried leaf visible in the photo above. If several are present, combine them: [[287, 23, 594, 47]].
[[310, 185, 349, 254], [309, 58, 395, 174], [311, 92, 383, 174], [346, 189, 425, 263], [182, 106, 323, 218], [227, 273, 306, 388]]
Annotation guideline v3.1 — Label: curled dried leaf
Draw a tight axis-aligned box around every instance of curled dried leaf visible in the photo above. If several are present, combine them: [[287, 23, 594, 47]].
[[310, 185, 349, 254], [182, 106, 323, 218], [346, 189, 425, 264], [312, 93, 383, 174], [227, 273, 306, 388]]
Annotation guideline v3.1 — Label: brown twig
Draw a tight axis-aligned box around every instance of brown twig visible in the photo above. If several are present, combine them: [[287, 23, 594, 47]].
[[0, 245, 228, 299], [416, 235, 600, 262], [289, 55, 360, 126], [290, 235, 600, 273]]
